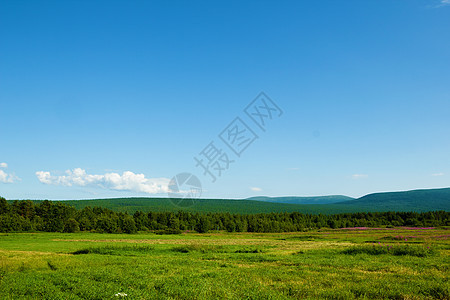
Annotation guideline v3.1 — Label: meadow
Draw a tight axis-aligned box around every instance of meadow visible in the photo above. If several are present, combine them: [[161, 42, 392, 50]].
[[0, 227, 448, 299]]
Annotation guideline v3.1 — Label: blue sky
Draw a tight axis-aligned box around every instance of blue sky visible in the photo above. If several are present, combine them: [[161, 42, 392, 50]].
[[1, 0, 449, 200]]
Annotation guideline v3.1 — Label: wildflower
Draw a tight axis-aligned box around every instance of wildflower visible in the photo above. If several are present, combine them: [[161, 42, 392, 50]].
[[115, 293, 127, 297], [405, 238, 407, 241]]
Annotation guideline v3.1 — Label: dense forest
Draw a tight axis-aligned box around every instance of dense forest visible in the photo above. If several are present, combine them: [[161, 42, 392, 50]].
[[0, 197, 448, 234]]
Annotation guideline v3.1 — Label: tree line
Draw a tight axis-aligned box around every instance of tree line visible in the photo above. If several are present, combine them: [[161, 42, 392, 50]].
[[0, 197, 448, 233]]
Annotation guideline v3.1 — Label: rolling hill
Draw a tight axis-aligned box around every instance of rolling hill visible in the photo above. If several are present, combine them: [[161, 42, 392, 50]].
[[246, 195, 354, 205], [10, 187, 450, 214], [335, 187, 450, 211], [56, 198, 353, 214]]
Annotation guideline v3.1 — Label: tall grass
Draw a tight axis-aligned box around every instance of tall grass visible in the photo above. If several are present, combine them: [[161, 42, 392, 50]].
[[1, 229, 448, 299], [71, 244, 154, 255], [342, 243, 437, 257]]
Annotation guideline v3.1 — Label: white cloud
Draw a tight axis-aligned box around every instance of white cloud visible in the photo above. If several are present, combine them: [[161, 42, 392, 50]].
[[0, 163, 20, 183], [250, 187, 262, 192], [432, 172, 445, 177], [435, 0, 450, 7], [36, 168, 170, 194], [352, 174, 368, 179], [0, 170, 20, 183]]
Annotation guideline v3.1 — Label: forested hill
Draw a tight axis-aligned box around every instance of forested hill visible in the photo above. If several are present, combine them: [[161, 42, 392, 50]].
[[6, 187, 450, 214], [56, 198, 354, 214], [0, 197, 448, 234], [335, 187, 450, 211], [246, 195, 354, 205], [57, 187, 450, 214]]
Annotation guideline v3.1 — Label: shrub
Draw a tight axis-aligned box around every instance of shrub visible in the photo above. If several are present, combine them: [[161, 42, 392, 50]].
[[154, 228, 182, 235], [64, 218, 80, 233]]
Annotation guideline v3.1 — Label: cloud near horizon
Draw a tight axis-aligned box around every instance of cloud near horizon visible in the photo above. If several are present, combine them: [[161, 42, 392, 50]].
[[250, 187, 262, 192], [0, 162, 21, 183], [36, 168, 170, 194], [431, 172, 445, 176]]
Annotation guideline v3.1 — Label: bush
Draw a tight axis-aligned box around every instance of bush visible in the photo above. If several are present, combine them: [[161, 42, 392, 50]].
[[95, 215, 119, 233], [120, 215, 137, 234], [0, 214, 31, 232], [154, 228, 182, 235], [64, 218, 80, 233]]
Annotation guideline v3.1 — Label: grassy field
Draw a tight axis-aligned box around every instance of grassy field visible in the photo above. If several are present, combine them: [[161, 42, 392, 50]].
[[0, 228, 448, 299]]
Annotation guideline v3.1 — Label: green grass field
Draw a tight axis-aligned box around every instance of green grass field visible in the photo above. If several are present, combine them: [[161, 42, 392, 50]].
[[0, 228, 448, 299]]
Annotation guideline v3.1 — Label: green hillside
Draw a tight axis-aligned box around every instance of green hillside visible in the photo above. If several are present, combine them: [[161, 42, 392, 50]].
[[336, 187, 450, 211], [246, 195, 354, 205], [56, 198, 356, 214], [10, 187, 450, 214]]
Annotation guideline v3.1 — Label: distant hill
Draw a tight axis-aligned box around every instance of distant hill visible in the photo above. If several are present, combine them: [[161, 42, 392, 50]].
[[246, 195, 354, 205], [335, 187, 450, 211], [56, 198, 354, 215], [9, 187, 450, 214]]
